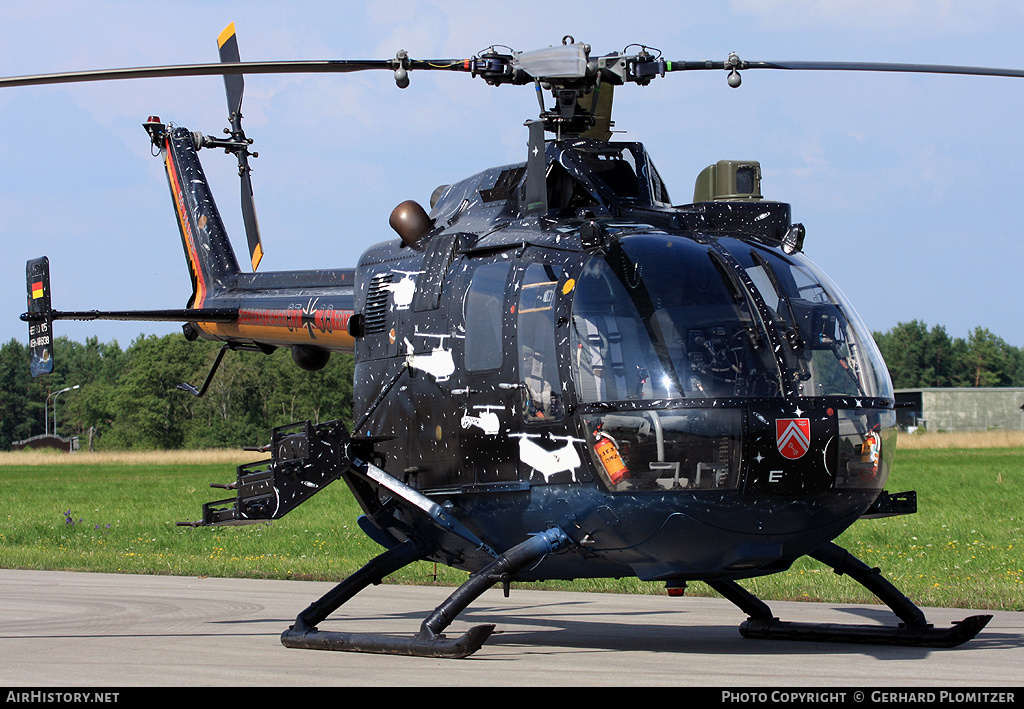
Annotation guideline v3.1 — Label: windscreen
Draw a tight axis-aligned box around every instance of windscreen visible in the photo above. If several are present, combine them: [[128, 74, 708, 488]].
[[719, 238, 893, 399], [570, 235, 783, 401], [570, 234, 892, 403]]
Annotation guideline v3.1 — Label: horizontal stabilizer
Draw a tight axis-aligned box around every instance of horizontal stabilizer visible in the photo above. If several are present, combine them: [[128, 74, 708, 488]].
[[21, 308, 238, 323], [23, 256, 239, 376]]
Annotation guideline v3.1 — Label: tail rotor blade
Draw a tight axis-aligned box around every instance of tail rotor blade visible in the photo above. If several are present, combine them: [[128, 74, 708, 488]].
[[217, 23, 244, 124], [240, 169, 263, 271]]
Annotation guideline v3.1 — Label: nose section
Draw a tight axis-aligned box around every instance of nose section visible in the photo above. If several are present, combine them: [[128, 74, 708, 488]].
[[743, 403, 895, 499], [744, 403, 835, 496]]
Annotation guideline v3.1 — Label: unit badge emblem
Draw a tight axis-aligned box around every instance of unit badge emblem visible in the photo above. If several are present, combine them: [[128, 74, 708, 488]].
[[776, 418, 811, 460]]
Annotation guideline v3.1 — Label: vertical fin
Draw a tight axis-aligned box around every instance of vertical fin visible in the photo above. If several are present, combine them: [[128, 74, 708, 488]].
[[26, 257, 54, 377], [160, 126, 241, 307]]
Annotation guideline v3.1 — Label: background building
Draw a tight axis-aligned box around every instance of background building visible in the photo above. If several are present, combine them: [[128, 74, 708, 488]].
[[894, 388, 1024, 432]]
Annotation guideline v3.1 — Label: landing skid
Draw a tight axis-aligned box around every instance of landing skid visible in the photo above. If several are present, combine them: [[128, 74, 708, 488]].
[[280, 528, 570, 659], [707, 542, 991, 648], [186, 416, 571, 658], [190, 419, 988, 655]]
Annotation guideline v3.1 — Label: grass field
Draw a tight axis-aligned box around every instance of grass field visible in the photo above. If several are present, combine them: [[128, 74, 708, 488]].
[[1, 432, 1021, 611]]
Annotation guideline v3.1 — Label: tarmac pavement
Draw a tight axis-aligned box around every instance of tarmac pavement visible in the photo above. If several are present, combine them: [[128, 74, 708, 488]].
[[0, 569, 1021, 688]]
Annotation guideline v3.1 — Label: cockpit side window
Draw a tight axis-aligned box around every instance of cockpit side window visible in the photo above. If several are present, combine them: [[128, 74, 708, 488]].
[[464, 262, 510, 372], [517, 263, 564, 421], [571, 256, 663, 402], [647, 159, 671, 205]]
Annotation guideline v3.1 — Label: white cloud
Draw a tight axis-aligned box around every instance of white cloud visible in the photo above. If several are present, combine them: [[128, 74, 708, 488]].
[[729, 0, 1024, 35]]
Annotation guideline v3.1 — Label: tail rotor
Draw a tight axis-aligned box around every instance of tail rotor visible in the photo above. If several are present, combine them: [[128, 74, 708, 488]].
[[216, 23, 263, 272]]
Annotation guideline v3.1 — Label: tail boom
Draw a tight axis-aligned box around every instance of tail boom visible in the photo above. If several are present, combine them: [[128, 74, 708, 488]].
[[21, 118, 357, 373], [190, 279, 357, 353], [150, 119, 357, 353]]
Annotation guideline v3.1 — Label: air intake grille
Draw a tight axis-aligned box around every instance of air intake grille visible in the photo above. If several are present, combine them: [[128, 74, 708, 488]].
[[364, 272, 392, 334]]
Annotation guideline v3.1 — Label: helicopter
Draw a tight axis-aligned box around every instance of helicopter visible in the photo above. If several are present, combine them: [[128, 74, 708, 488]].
[[12, 24, 1016, 658]]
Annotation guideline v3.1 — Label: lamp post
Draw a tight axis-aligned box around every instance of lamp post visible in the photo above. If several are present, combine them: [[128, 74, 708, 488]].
[[47, 385, 79, 437]]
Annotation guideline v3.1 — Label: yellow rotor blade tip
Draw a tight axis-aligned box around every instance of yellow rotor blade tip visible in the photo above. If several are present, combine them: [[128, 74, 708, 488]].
[[217, 23, 236, 49]]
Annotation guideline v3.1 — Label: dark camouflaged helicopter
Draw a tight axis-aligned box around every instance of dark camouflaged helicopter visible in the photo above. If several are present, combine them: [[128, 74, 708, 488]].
[[13, 24, 1018, 658]]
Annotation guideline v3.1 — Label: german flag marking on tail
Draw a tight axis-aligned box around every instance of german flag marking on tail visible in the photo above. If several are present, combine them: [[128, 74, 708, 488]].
[[26, 257, 54, 377]]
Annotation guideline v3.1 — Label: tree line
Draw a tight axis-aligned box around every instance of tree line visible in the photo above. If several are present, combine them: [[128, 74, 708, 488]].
[[872, 321, 1024, 390], [0, 334, 353, 451], [1, 320, 1022, 451]]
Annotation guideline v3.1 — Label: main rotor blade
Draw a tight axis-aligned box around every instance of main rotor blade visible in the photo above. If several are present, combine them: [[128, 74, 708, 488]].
[[749, 60, 1024, 78], [665, 58, 1024, 80], [746, 60, 1024, 79], [0, 58, 465, 90]]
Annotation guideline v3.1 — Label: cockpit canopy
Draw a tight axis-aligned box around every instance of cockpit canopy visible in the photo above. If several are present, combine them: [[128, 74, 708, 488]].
[[571, 233, 893, 403], [550, 141, 672, 209]]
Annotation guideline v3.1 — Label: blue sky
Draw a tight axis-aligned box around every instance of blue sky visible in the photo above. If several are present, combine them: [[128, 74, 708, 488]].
[[2, 0, 1024, 351]]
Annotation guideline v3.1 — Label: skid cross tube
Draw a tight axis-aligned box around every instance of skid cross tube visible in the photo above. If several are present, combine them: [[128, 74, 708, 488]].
[[709, 542, 991, 648], [281, 527, 570, 658], [289, 539, 423, 635]]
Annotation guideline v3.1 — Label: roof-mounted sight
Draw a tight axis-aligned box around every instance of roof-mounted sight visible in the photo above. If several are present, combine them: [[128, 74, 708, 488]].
[[693, 160, 763, 202]]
